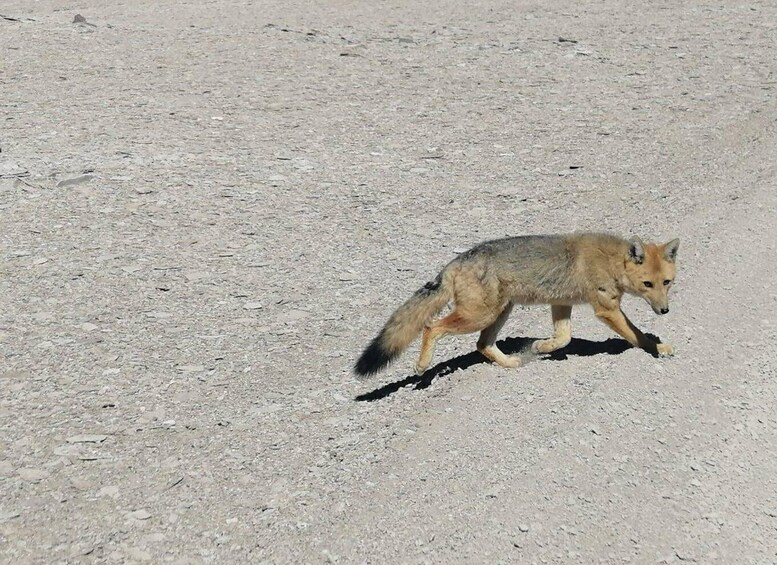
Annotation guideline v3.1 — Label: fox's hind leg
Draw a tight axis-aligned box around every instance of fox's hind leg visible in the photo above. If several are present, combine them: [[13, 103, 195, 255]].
[[415, 306, 505, 375], [477, 303, 521, 368], [532, 305, 573, 354], [416, 311, 487, 375], [415, 267, 507, 375]]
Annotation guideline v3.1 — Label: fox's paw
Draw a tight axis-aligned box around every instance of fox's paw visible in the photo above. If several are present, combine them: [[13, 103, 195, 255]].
[[657, 343, 674, 357], [497, 355, 522, 369], [532, 339, 558, 354], [531, 338, 570, 355], [478, 345, 522, 369], [414, 362, 428, 376]]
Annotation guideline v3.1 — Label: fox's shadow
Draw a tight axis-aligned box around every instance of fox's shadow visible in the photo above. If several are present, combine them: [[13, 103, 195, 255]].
[[354, 335, 652, 402]]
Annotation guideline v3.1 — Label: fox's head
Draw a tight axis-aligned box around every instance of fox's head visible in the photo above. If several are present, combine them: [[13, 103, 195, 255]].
[[623, 237, 680, 315]]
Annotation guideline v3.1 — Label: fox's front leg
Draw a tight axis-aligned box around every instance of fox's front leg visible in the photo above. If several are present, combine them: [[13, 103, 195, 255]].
[[532, 305, 573, 354], [594, 305, 673, 357]]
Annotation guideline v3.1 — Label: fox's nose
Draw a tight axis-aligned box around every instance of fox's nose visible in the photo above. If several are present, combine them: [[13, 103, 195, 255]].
[[660, 307, 669, 315]]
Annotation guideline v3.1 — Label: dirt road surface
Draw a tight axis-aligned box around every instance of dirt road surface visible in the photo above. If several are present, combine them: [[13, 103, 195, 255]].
[[1, 1, 775, 563]]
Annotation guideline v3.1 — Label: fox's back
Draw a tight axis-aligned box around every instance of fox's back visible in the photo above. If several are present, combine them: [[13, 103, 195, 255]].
[[452, 233, 626, 305]]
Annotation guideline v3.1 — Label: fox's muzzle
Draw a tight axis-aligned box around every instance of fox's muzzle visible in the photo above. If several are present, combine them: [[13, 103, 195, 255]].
[[651, 304, 669, 315]]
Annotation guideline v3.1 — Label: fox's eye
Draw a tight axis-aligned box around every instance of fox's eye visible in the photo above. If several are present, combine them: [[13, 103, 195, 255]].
[[643, 281, 654, 288], [663, 279, 672, 286]]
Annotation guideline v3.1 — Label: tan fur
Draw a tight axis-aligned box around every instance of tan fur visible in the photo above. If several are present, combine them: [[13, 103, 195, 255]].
[[354, 232, 679, 378], [381, 274, 453, 356]]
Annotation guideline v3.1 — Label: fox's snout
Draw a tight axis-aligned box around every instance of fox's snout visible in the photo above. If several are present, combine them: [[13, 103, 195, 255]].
[[647, 298, 670, 315]]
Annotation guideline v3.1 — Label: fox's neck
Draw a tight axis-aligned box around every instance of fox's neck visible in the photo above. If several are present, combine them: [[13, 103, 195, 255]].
[[618, 267, 636, 295]]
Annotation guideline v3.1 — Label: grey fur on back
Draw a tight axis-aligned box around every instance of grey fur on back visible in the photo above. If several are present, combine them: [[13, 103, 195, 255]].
[[449, 233, 626, 305]]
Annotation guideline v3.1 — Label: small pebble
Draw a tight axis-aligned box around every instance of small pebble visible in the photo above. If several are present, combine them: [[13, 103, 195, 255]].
[[98, 485, 120, 498], [127, 547, 152, 561], [19, 468, 50, 482], [57, 174, 94, 188], [177, 365, 205, 373], [129, 509, 152, 521], [67, 434, 108, 444], [0, 510, 20, 522]]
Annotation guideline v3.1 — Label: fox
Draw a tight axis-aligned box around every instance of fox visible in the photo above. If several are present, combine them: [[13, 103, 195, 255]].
[[354, 233, 679, 378]]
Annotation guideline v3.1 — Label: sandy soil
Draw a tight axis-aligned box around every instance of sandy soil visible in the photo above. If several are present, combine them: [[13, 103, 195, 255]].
[[1, 1, 775, 563]]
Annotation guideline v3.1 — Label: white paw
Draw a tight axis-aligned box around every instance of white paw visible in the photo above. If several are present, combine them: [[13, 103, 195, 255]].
[[498, 355, 522, 369], [531, 340, 553, 354]]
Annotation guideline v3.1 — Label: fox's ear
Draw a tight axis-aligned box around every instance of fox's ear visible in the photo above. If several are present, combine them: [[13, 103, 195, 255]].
[[663, 238, 680, 262], [628, 237, 645, 264]]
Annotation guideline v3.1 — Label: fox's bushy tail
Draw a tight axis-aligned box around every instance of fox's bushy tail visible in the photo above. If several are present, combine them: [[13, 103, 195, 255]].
[[354, 273, 451, 378]]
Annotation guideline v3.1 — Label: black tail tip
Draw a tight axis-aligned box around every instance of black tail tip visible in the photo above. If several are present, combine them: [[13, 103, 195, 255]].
[[354, 336, 394, 379]]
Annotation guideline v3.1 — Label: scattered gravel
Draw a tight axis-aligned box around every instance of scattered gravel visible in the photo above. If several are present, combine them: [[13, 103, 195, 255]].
[[1, 0, 775, 563]]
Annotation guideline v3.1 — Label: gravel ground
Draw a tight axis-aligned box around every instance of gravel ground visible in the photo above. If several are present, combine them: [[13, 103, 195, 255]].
[[1, 1, 775, 564]]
